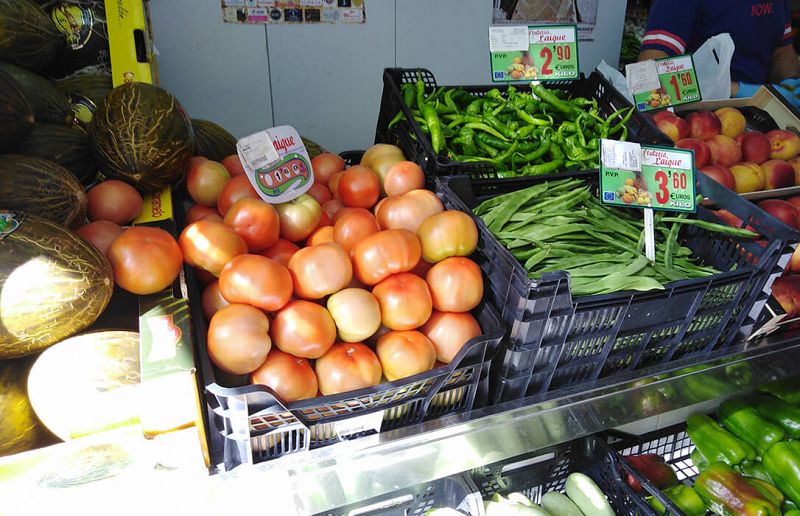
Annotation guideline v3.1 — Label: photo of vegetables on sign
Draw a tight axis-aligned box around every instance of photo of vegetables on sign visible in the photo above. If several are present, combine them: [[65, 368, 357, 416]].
[[489, 24, 579, 82], [633, 55, 701, 111]]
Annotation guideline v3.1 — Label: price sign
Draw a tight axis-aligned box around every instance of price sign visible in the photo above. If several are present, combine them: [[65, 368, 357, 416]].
[[600, 143, 696, 213], [632, 55, 701, 111], [489, 24, 579, 82]]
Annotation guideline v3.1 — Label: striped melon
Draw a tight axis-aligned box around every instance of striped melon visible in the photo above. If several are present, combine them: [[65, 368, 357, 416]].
[[0, 155, 87, 228], [0, 0, 62, 72], [191, 118, 236, 161], [90, 82, 193, 192], [0, 62, 72, 126], [0, 67, 34, 151], [0, 356, 52, 457], [18, 124, 96, 186], [301, 136, 326, 159], [55, 73, 112, 129], [0, 213, 114, 359]]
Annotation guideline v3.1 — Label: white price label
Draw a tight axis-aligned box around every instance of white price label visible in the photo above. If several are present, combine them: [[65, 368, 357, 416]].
[[601, 139, 642, 172], [237, 130, 280, 172], [625, 59, 661, 95], [488, 25, 529, 52], [333, 410, 384, 439]]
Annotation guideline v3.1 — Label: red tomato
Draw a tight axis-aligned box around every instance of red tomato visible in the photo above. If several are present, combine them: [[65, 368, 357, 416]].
[[186, 159, 231, 207], [275, 194, 322, 242], [322, 199, 345, 221], [186, 204, 223, 224], [306, 225, 335, 246], [311, 152, 345, 186], [190, 156, 207, 167], [360, 144, 405, 185], [196, 267, 217, 286], [208, 304, 271, 375], [219, 254, 293, 312], [75, 220, 124, 257], [202, 280, 231, 320], [410, 258, 433, 278], [376, 189, 444, 232], [271, 300, 336, 359], [373, 197, 387, 216], [425, 257, 483, 312], [86, 180, 143, 225], [384, 161, 425, 197], [373, 272, 433, 330], [307, 183, 333, 205], [327, 288, 382, 342], [375, 330, 436, 381], [315, 342, 382, 395], [288, 242, 352, 299], [332, 206, 357, 224], [352, 229, 422, 285], [221, 155, 246, 177], [333, 208, 381, 256], [217, 175, 258, 216], [223, 197, 280, 252], [108, 226, 183, 295], [338, 165, 380, 209], [421, 311, 481, 364], [260, 238, 300, 267], [179, 219, 248, 276], [251, 349, 318, 402], [317, 210, 332, 228], [328, 171, 344, 199], [417, 210, 478, 263]]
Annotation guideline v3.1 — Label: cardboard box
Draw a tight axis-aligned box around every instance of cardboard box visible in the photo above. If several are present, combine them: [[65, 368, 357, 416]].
[[673, 86, 800, 131]]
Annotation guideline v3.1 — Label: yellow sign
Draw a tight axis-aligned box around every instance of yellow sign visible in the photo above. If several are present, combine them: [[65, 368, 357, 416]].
[[133, 187, 173, 224], [105, 0, 157, 86]]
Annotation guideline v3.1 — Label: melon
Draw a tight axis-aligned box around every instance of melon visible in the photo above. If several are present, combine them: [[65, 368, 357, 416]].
[[191, 118, 237, 161], [55, 72, 112, 129], [0, 67, 34, 151], [18, 123, 96, 186], [90, 82, 193, 192], [0, 155, 87, 228], [0, 213, 114, 358], [0, 0, 62, 72], [0, 356, 51, 457], [302, 136, 326, 159], [0, 62, 72, 126]]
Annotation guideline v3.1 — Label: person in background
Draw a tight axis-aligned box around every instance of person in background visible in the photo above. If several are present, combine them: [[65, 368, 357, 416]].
[[638, 0, 800, 107]]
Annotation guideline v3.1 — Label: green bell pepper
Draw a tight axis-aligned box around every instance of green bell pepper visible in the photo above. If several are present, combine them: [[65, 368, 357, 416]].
[[718, 399, 785, 457], [695, 462, 781, 516], [648, 484, 706, 516], [735, 461, 773, 484], [692, 448, 710, 471], [762, 440, 800, 506], [687, 413, 757, 466], [745, 477, 784, 508], [753, 394, 800, 439], [758, 376, 800, 405]]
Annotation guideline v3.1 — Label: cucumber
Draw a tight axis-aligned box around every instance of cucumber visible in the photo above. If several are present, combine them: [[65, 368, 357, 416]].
[[565, 473, 615, 516], [541, 491, 584, 516], [485, 494, 551, 516], [507, 492, 535, 507]]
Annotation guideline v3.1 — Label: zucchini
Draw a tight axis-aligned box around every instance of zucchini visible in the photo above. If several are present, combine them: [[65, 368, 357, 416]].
[[541, 491, 583, 516], [565, 473, 615, 516]]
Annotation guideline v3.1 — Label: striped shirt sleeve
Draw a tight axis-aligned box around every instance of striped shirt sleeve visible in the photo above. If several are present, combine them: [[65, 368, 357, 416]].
[[640, 0, 699, 56], [781, 21, 793, 44]]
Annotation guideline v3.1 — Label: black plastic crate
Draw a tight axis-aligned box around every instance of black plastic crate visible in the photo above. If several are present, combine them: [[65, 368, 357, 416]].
[[374, 67, 672, 180], [438, 171, 797, 404]]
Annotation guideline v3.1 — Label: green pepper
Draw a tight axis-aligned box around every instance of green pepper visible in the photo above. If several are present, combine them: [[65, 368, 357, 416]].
[[692, 448, 710, 471], [483, 113, 517, 139], [735, 461, 773, 484], [401, 83, 415, 109], [687, 413, 757, 466], [415, 72, 425, 110], [463, 122, 509, 142], [444, 88, 458, 113], [531, 83, 579, 117], [785, 500, 800, 512], [458, 126, 477, 156], [786, 510, 800, 516], [475, 132, 513, 150], [758, 376, 800, 405], [421, 104, 444, 154], [718, 399, 785, 457], [762, 440, 800, 506], [465, 98, 484, 115], [745, 477, 784, 508], [648, 484, 705, 516], [609, 107, 635, 135], [519, 158, 564, 176], [753, 394, 800, 439], [695, 462, 781, 516]]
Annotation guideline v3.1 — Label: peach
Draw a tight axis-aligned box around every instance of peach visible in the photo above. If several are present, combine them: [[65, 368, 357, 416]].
[[652, 111, 689, 142], [788, 195, 800, 209], [761, 159, 796, 190], [687, 111, 722, 141], [790, 245, 800, 273], [736, 131, 771, 164], [714, 107, 746, 138], [759, 199, 800, 228], [771, 275, 800, 318], [675, 138, 712, 168], [706, 134, 742, 167], [700, 165, 736, 190], [767, 129, 800, 160], [790, 157, 800, 185], [730, 162, 765, 193]]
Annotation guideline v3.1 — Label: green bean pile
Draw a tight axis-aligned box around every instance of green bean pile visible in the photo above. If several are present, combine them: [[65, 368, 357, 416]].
[[389, 74, 635, 177], [474, 179, 759, 296]]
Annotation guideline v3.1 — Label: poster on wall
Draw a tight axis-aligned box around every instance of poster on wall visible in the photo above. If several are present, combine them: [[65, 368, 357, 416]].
[[492, 0, 598, 42], [221, 0, 366, 24]]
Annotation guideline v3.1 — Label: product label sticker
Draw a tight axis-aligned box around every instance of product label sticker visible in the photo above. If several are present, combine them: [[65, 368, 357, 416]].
[[601, 139, 642, 172], [133, 187, 173, 224], [633, 54, 701, 111], [0, 211, 21, 240], [333, 410, 384, 440], [600, 143, 696, 212], [625, 59, 661, 95], [490, 24, 579, 82]]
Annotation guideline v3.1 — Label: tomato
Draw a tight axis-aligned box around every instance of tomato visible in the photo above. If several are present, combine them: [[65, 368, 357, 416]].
[[322, 199, 345, 221], [307, 183, 333, 205], [271, 300, 336, 359], [410, 258, 433, 278], [208, 304, 271, 375], [251, 348, 318, 402], [87, 180, 143, 225], [196, 267, 217, 286], [306, 225, 335, 246], [352, 229, 422, 285], [108, 226, 183, 295], [217, 175, 258, 216], [75, 220, 124, 257], [275, 194, 322, 242], [221, 155, 246, 177], [288, 242, 352, 299], [421, 311, 481, 364], [338, 165, 380, 209], [333, 208, 380, 256], [384, 161, 425, 197], [223, 197, 280, 252], [373, 272, 432, 330], [332, 206, 357, 224], [376, 189, 444, 232], [375, 330, 436, 381], [315, 342, 382, 395], [417, 210, 478, 263], [328, 171, 344, 199], [186, 204, 223, 224], [186, 159, 231, 207], [373, 197, 387, 216], [202, 280, 231, 320], [425, 257, 483, 312], [317, 210, 332, 228], [219, 254, 293, 312], [260, 238, 300, 267], [360, 144, 405, 185], [310, 152, 345, 186], [179, 219, 248, 276], [327, 288, 381, 342]]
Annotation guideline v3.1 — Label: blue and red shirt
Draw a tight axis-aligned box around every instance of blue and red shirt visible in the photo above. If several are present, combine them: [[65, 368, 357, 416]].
[[641, 0, 793, 84]]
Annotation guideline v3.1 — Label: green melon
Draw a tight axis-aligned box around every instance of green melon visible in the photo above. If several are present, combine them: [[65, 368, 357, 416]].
[[0, 67, 34, 151], [90, 82, 193, 192], [301, 136, 326, 159], [0, 0, 62, 72], [191, 118, 237, 161], [0, 155, 87, 228], [0, 356, 52, 457], [54, 73, 112, 129], [18, 124, 96, 186], [0, 213, 114, 359], [0, 62, 72, 126]]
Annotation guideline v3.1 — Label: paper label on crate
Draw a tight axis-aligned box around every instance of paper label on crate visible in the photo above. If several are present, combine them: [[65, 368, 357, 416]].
[[632, 54, 701, 112], [490, 24, 579, 82], [236, 125, 314, 204], [333, 410, 384, 439], [625, 59, 661, 95], [601, 139, 642, 172], [600, 144, 696, 213]]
